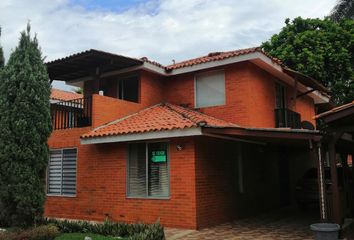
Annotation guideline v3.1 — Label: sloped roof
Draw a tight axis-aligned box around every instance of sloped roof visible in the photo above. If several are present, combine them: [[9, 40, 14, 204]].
[[51, 88, 83, 101], [81, 103, 238, 139], [315, 100, 354, 119], [164, 47, 282, 70]]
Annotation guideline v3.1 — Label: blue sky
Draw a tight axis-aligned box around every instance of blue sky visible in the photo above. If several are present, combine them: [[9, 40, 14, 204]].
[[0, 0, 337, 91]]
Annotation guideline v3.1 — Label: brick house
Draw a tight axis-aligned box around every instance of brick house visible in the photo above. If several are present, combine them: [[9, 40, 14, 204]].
[[45, 47, 331, 229]]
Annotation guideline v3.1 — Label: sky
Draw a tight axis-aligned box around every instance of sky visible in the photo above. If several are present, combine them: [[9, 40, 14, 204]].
[[0, 0, 337, 91]]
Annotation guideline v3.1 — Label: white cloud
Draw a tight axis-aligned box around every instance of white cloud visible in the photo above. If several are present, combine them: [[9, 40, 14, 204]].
[[0, 0, 337, 90]]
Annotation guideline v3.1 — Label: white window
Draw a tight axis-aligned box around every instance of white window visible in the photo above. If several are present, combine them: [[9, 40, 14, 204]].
[[47, 148, 77, 196], [127, 142, 169, 198], [195, 70, 225, 108]]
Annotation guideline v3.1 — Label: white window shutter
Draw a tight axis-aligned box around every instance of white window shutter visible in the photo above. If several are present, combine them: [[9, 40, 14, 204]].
[[196, 70, 225, 108], [128, 143, 147, 197]]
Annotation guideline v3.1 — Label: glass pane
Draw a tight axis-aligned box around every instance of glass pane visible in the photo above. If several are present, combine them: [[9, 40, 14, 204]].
[[148, 142, 169, 197], [128, 143, 147, 197], [196, 71, 225, 108]]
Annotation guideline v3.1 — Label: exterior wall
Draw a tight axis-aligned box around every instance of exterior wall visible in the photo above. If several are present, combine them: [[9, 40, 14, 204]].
[[194, 137, 285, 228], [164, 62, 317, 128], [45, 136, 198, 229]]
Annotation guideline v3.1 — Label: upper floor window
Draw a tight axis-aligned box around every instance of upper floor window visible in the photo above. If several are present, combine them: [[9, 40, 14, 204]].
[[275, 82, 287, 109], [117, 75, 139, 103], [47, 148, 77, 196], [195, 70, 225, 108]]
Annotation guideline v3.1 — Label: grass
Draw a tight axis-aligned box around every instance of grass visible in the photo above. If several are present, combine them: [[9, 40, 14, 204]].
[[55, 233, 127, 240]]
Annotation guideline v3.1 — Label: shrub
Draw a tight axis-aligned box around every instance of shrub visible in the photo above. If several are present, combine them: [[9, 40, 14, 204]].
[[0, 225, 59, 240], [43, 218, 165, 239]]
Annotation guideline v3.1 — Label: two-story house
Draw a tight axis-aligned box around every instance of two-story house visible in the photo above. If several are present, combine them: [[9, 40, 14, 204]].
[[45, 47, 330, 229]]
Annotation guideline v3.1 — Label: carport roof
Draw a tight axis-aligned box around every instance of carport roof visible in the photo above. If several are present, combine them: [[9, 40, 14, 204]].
[[46, 49, 143, 81]]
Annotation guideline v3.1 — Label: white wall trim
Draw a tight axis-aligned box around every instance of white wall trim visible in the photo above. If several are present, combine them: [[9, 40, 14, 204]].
[[81, 128, 203, 145]]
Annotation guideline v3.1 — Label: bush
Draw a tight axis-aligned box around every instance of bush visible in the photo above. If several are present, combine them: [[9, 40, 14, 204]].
[[0, 225, 59, 240], [128, 221, 165, 240], [43, 218, 165, 239]]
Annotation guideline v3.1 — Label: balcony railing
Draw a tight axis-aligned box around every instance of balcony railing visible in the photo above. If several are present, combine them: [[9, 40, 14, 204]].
[[51, 96, 92, 130], [275, 108, 301, 129]]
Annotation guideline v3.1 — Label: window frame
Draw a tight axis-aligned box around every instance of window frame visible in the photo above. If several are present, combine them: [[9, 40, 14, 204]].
[[126, 141, 170, 200], [47, 147, 78, 198], [194, 69, 226, 108], [116, 74, 140, 103]]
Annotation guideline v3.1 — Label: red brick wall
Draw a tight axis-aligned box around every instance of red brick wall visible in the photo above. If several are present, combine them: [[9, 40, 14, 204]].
[[90, 70, 165, 128], [164, 62, 317, 128], [45, 136, 198, 229]]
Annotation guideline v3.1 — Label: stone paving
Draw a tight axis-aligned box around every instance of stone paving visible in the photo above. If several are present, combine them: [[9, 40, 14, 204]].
[[165, 209, 318, 240]]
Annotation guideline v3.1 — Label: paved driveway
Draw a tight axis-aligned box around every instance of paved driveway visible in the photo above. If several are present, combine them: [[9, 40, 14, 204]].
[[165, 208, 317, 240]]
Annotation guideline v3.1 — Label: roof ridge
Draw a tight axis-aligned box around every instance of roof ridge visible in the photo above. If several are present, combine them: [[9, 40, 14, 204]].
[[89, 103, 164, 133], [164, 103, 238, 127], [165, 47, 261, 68], [163, 103, 201, 126], [52, 88, 82, 94]]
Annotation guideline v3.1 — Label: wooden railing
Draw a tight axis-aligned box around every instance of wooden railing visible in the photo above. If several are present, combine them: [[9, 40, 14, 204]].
[[275, 108, 301, 129], [51, 96, 92, 130]]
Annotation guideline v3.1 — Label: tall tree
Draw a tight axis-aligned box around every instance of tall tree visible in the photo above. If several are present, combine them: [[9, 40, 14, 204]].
[[262, 17, 354, 104], [0, 27, 4, 68], [0, 24, 51, 227], [330, 0, 354, 22]]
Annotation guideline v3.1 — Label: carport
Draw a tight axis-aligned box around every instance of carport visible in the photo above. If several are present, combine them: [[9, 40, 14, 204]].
[[315, 100, 354, 225]]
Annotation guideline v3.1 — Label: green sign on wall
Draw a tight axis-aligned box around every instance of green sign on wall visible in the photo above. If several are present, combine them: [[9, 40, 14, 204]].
[[151, 150, 167, 163]]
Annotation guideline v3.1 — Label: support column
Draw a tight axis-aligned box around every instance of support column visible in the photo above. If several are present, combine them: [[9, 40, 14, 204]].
[[328, 141, 341, 224]]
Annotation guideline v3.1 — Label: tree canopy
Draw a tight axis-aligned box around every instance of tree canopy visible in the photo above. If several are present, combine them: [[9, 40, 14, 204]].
[[262, 17, 354, 104], [0, 24, 51, 227], [330, 0, 354, 22], [0, 27, 4, 69]]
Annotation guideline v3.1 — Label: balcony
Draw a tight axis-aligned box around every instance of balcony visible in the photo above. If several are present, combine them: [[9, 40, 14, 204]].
[[275, 108, 301, 129], [51, 96, 92, 130]]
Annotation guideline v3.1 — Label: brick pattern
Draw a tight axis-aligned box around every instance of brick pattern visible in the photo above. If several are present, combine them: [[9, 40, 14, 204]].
[[45, 137, 198, 229], [165, 62, 316, 127]]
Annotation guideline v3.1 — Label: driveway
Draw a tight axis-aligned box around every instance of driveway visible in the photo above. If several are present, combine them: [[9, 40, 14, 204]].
[[165, 208, 317, 240]]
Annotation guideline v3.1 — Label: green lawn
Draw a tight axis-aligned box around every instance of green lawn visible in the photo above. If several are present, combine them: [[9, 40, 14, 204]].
[[55, 233, 127, 240]]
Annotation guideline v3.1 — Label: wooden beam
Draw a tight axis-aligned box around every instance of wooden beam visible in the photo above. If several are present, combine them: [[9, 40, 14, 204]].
[[328, 132, 344, 224]]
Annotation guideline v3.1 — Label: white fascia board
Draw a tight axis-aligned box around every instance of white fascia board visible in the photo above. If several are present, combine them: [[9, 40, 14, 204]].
[[169, 52, 262, 75], [81, 127, 202, 145]]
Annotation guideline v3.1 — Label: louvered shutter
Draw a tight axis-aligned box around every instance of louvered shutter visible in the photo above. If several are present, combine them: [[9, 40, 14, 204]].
[[48, 148, 77, 196], [148, 142, 169, 197], [48, 149, 62, 194], [62, 149, 77, 195], [128, 143, 147, 197]]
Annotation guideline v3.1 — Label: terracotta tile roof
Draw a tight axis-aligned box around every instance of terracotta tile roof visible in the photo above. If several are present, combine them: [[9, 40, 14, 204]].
[[139, 47, 283, 71], [51, 88, 83, 101], [165, 47, 283, 70], [315, 100, 354, 119], [81, 103, 238, 139]]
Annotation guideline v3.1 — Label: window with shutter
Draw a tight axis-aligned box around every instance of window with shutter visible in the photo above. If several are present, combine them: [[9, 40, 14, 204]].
[[127, 142, 169, 198], [195, 70, 225, 108], [48, 148, 77, 196]]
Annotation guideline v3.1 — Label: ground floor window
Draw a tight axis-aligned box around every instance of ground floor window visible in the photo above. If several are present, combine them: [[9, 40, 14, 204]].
[[127, 142, 169, 198], [47, 148, 77, 196]]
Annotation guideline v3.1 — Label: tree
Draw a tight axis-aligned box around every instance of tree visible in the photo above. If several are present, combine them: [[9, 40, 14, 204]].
[[0, 24, 51, 227], [330, 0, 354, 22], [262, 17, 354, 104], [0, 27, 4, 69]]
